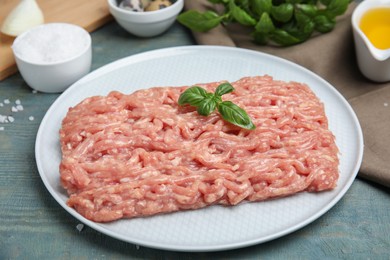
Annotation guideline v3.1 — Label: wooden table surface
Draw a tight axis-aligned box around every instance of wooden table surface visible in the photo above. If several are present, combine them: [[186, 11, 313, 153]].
[[0, 20, 389, 259]]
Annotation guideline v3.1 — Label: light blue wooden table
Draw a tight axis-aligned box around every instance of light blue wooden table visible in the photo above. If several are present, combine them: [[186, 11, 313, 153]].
[[0, 20, 389, 259]]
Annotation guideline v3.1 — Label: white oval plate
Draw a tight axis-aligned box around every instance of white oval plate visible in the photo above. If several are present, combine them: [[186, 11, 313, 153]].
[[35, 46, 364, 252]]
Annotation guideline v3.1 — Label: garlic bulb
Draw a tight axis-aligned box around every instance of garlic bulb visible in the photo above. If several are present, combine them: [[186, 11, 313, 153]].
[[1, 0, 44, 37]]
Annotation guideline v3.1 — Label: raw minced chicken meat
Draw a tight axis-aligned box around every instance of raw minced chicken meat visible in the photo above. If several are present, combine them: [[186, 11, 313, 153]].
[[59, 75, 339, 222]]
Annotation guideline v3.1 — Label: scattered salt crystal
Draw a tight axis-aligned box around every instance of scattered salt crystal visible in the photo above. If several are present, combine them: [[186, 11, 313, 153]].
[[12, 23, 90, 64], [0, 115, 8, 123], [1, 98, 35, 124], [135, 245, 140, 250], [76, 223, 84, 232], [384, 102, 388, 107], [0, 126, 4, 131], [32, 90, 38, 94]]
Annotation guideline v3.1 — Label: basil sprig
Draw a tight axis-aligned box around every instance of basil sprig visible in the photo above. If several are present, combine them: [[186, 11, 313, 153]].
[[178, 82, 256, 130], [177, 0, 351, 46]]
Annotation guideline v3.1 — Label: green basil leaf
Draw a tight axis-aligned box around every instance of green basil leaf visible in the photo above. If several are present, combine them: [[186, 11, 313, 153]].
[[313, 15, 335, 33], [238, 0, 252, 14], [217, 101, 256, 130], [179, 83, 256, 130], [178, 0, 349, 47], [229, 0, 257, 26], [320, 0, 332, 6], [177, 10, 224, 32], [251, 0, 272, 16], [255, 12, 275, 33], [294, 8, 311, 25], [215, 82, 235, 96], [302, 20, 315, 36], [270, 29, 301, 46], [271, 3, 294, 23], [326, 0, 350, 18], [178, 86, 208, 106], [291, 8, 315, 39], [296, 4, 317, 18], [197, 97, 217, 116]]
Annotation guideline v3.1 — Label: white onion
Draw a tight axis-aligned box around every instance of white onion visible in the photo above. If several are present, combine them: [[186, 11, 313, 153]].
[[1, 0, 44, 37]]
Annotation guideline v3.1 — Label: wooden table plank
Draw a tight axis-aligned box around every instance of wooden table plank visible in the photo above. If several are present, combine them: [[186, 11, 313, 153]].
[[0, 21, 389, 259]]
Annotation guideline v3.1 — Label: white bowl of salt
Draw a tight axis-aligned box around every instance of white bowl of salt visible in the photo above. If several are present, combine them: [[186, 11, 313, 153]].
[[12, 23, 92, 93]]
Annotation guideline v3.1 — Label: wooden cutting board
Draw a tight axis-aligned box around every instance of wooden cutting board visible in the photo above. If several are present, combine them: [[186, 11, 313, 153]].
[[0, 0, 113, 81]]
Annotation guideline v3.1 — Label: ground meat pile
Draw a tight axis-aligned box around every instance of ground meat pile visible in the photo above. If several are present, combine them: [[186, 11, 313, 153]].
[[59, 75, 339, 222]]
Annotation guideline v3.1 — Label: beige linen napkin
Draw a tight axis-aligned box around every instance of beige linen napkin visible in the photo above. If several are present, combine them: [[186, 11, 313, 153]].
[[184, 1, 390, 187]]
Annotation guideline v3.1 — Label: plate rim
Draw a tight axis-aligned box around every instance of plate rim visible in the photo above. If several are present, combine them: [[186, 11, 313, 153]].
[[35, 45, 364, 252]]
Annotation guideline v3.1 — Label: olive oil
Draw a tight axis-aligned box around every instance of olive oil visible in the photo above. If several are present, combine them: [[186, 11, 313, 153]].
[[359, 7, 390, 50]]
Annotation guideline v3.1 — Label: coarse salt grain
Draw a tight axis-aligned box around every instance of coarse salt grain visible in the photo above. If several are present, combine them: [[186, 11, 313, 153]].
[[76, 223, 84, 232], [0, 115, 7, 123], [1, 98, 36, 125], [384, 102, 388, 107], [0, 126, 4, 131], [12, 23, 90, 64]]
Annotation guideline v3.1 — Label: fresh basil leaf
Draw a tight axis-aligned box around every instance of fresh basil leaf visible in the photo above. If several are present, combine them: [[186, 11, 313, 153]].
[[313, 15, 335, 33], [178, 83, 255, 130], [217, 101, 256, 130], [229, 0, 257, 26], [296, 4, 317, 17], [294, 8, 311, 25], [270, 29, 301, 46], [320, 0, 332, 6], [178, 86, 208, 106], [271, 3, 294, 23], [251, 0, 272, 16], [302, 20, 315, 36], [177, 10, 224, 32], [197, 97, 217, 116], [255, 12, 275, 33], [238, 0, 252, 14], [326, 0, 349, 18], [179, 0, 350, 47], [215, 82, 235, 96]]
